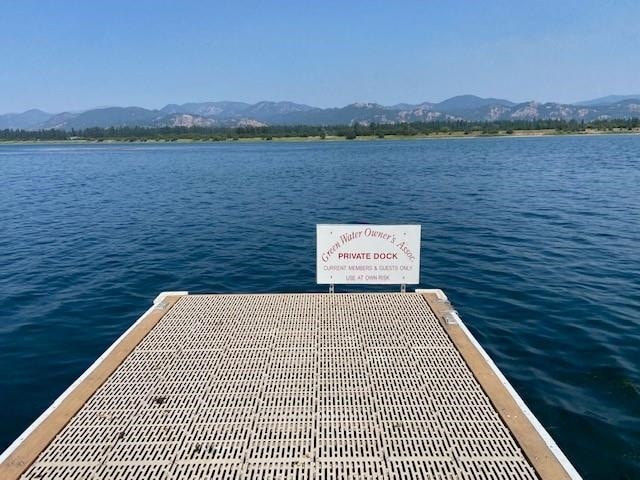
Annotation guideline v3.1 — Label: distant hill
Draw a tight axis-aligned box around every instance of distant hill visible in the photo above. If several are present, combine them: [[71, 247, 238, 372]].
[[434, 94, 514, 112], [160, 101, 247, 117], [42, 107, 164, 129], [575, 95, 640, 106], [2, 95, 640, 130], [0, 109, 53, 129], [159, 101, 314, 123]]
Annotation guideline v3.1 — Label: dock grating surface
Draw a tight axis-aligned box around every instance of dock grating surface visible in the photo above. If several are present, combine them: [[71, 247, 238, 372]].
[[21, 293, 539, 479]]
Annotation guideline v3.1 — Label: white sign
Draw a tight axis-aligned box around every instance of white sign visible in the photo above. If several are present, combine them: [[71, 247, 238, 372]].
[[317, 224, 421, 284]]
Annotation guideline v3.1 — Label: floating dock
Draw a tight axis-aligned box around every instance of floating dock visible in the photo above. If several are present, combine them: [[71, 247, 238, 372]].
[[0, 291, 580, 479]]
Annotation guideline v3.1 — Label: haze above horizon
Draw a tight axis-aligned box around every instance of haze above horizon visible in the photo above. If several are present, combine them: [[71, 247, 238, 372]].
[[1, 0, 638, 113]]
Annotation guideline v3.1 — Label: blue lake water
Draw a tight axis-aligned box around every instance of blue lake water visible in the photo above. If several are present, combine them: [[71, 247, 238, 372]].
[[0, 137, 639, 478]]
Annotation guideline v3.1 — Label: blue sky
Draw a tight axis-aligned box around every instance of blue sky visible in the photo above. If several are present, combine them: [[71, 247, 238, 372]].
[[1, 0, 638, 112]]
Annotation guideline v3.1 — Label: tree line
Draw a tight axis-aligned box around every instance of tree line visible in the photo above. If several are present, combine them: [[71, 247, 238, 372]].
[[1, 118, 639, 142]]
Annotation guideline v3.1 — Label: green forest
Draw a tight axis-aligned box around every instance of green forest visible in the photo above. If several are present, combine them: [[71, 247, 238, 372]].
[[1, 118, 639, 142]]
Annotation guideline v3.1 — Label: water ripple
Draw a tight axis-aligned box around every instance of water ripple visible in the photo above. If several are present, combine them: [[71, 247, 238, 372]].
[[0, 136, 639, 478]]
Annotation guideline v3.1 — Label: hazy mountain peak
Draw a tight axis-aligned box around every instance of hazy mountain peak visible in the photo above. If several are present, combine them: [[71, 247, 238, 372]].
[[23, 108, 51, 115], [0, 108, 54, 129], [2, 94, 639, 130], [249, 101, 314, 113], [436, 95, 515, 111], [575, 94, 640, 106], [350, 102, 381, 108]]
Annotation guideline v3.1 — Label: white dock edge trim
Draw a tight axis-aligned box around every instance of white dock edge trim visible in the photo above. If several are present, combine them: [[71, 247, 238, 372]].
[[0, 291, 188, 464], [415, 288, 449, 301], [416, 288, 582, 479], [154, 291, 189, 305]]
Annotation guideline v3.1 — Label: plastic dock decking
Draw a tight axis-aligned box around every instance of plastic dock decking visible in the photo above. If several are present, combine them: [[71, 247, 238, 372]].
[[0, 292, 580, 479]]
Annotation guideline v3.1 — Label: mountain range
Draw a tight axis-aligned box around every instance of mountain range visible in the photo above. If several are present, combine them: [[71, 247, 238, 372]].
[[2, 94, 639, 130]]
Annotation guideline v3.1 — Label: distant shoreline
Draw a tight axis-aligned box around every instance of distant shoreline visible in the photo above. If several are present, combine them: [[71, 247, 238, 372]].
[[1, 129, 639, 146]]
